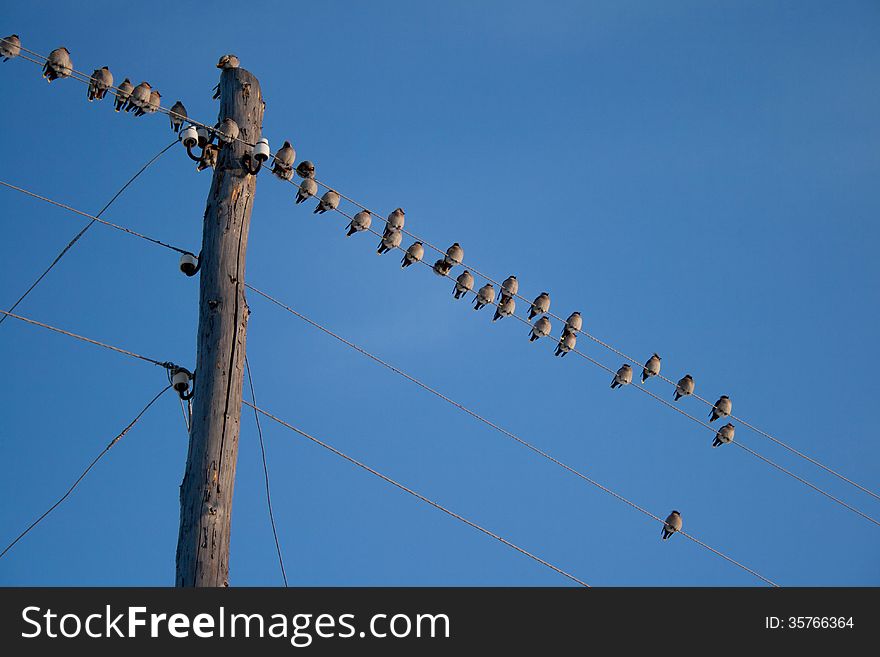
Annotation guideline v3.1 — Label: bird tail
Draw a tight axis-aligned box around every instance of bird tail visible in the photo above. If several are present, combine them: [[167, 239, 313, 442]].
[[661, 529, 670, 540], [712, 436, 722, 448], [529, 333, 538, 342], [313, 206, 322, 214], [474, 302, 483, 310], [295, 194, 305, 204], [642, 372, 648, 383], [346, 223, 356, 237], [401, 258, 410, 268], [492, 310, 501, 321], [674, 391, 681, 401], [554, 346, 562, 356], [611, 381, 619, 389]]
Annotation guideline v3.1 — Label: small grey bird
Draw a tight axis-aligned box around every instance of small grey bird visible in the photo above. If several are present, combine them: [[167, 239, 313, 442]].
[[1, 34, 21, 62], [346, 210, 372, 237], [501, 275, 518, 302], [453, 271, 474, 299], [563, 311, 583, 337], [444, 242, 464, 266], [383, 208, 405, 236], [709, 395, 732, 423], [641, 353, 661, 383], [530, 316, 552, 342], [314, 190, 340, 214], [169, 101, 187, 132], [126, 81, 151, 114], [377, 229, 402, 255], [272, 141, 296, 180], [493, 296, 515, 322], [555, 331, 576, 356], [673, 374, 695, 401], [217, 54, 240, 69], [42, 47, 72, 82], [144, 90, 162, 116], [401, 241, 424, 268], [296, 178, 318, 204], [87, 66, 113, 101], [114, 78, 132, 112], [610, 364, 633, 389], [432, 259, 452, 277], [528, 292, 551, 320], [295, 160, 315, 179], [474, 284, 495, 310], [197, 143, 220, 171], [661, 511, 682, 540], [215, 117, 239, 144], [713, 423, 735, 448]]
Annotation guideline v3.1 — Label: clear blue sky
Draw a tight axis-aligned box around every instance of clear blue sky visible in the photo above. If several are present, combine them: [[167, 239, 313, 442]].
[[1, 1, 878, 586]]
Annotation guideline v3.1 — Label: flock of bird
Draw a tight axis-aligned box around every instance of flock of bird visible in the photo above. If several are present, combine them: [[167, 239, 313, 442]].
[[1, 37, 750, 541]]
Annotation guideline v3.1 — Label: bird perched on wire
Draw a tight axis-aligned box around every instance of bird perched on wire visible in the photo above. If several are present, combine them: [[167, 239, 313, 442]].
[[314, 190, 340, 214], [610, 364, 633, 389], [144, 89, 162, 116], [474, 284, 495, 310], [661, 511, 682, 540], [713, 423, 735, 448], [296, 178, 318, 204], [493, 297, 515, 322], [555, 331, 576, 356], [126, 81, 151, 114], [197, 144, 220, 171], [295, 160, 315, 179], [562, 311, 582, 338], [215, 117, 239, 145], [444, 243, 464, 267], [641, 353, 661, 383], [401, 242, 424, 268], [377, 229, 402, 255], [42, 47, 73, 82], [383, 208, 405, 237], [432, 259, 452, 277], [271, 141, 296, 180], [453, 271, 474, 299], [673, 374, 694, 401], [213, 54, 240, 99], [530, 316, 552, 342], [528, 292, 551, 320], [709, 395, 732, 423], [1, 34, 21, 62], [169, 101, 187, 132], [500, 275, 518, 302], [114, 78, 132, 112], [346, 211, 372, 237], [87, 66, 113, 101]]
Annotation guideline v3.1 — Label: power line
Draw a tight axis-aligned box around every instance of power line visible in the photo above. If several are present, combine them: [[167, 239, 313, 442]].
[[0, 140, 178, 327], [244, 284, 779, 586], [244, 356, 289, 587], [243, 400, 590, 587], [0, 384, 172, 560]]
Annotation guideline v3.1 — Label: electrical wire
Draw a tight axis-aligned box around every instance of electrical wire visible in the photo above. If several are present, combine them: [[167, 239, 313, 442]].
[[242, 400, 590, 587], [0, 384, 172, 560], [244, 283, 779, 586], [0, 140, 178, 326], [244, 356, 289, 587]]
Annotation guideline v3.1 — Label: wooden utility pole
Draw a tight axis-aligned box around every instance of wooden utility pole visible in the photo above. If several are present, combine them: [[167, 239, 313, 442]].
[[175, 65, 264, 587]]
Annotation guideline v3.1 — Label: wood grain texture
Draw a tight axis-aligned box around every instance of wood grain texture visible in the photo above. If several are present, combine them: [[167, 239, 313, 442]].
[[176, 66, 264, 587]]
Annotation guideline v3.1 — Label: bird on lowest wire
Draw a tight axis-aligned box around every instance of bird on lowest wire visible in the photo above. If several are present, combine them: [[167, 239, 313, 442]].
[[713, 423, 735, 448], [493, 296, 515, 322], [314, 190, 340, 214], [42, 47, 73, 82], [500, 275, 518, 302], [87, 66, 113, 101], [169, 101, 187, 132], [453, 271, 474, 299], [401, 242, 424, 268], [215, 117, 239, 146], [610, 364, 633, 389], [346, 211, 372, 237], [555, 331, 576, 356], [1, 34, 21, 62], [642, 353, 661, 383], [432, 259, 452, 276], [272, 141, 296, 180], [114, 78, 132, 112], [296, 160, 316, 179], [377, 229, 402, 255], [528, 292, 551, 320], [674, 374, 695, 401], [383, 208, 405, 237], [530, 316, 552, 342], [709, 395, 732, 423], [144, 89, 162, 116], [474, 283, 495, 310], [296, 178, 318, 204], [126, 81, 151, 114], [661, 511, 682, 540]]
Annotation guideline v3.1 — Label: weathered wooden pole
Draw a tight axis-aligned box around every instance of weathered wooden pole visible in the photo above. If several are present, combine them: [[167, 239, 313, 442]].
[[175, 64, 264, 587]]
